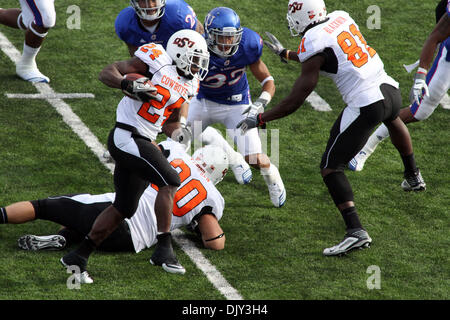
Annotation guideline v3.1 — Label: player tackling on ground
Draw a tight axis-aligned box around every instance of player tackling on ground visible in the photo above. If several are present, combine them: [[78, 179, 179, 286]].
[[60, 29, 210, 277], [1, 141, 229, 283], [238, 0, 426, 256]]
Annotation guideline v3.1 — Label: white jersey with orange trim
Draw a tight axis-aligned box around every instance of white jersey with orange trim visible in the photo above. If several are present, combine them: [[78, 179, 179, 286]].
[[116, 43, 199, 140], [298, 11, 398, 108], [125, 139, 225, 253]]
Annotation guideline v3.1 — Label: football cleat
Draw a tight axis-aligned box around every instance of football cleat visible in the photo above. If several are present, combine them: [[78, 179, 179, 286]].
[[268, 182, 286, 208], [401, 169, 426, 192], [18, 234, 66, 251], [230, 162, 252, 185], [348, 151, 368, 171], [323, 229, 372, 256], [60, 251, 93, 283], [16, 61, 50, 83], [150, 233, 185, 275]]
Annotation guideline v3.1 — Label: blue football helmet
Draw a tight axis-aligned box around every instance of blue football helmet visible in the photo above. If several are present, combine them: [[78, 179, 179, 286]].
[[204, 7, 243, 58], [130, 0, 166, 21]]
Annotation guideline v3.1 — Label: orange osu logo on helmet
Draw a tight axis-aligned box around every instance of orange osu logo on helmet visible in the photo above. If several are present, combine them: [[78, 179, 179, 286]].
[[289, 2, 303, 13]]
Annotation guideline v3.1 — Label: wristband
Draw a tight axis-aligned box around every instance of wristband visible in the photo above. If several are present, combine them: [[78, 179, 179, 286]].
[[417, 67, 427, 75], [257, 113, 265, 126], [258, 91, 272, 105]]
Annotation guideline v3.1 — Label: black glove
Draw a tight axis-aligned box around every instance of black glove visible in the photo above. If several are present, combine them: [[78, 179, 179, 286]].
[[121, 77, 157, 102]]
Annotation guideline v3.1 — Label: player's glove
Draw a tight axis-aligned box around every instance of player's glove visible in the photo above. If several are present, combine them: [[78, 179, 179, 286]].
[[236, 113, 265, 135], [409, 69, 429, 105], [264, 32, 288, 64], [172, 123, 192, 151], [242, 96, 270, 116], [121, 77, 157, 102]]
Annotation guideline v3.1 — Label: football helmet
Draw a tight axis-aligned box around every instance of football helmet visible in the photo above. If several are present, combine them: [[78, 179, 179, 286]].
[[192, 145, 229, 185], [130, 0, 166, 21], [287, 0, 327, 36], [166, 29, 210, 81], [204, 7, 243, 58]]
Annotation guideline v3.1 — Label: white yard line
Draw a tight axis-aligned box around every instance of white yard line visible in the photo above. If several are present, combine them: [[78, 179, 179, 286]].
[[0, 31, 242, 300]]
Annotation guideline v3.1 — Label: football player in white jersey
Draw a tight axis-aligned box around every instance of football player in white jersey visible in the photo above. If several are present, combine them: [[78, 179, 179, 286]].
[[0, 0, 55, 82], [238, 0, 426, 256], [60, 29, 210, 277], [0, 141, 228, 282], [349, 0, 450, 171]]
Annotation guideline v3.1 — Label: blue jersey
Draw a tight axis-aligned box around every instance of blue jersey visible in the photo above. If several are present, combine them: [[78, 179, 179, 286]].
[[197, 28, 264, 105], [115, 0, 197, 49], [447, 0, 450, 16]]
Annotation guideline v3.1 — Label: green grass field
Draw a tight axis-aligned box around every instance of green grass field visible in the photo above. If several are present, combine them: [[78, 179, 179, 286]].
[[0, 0, 448, 303]]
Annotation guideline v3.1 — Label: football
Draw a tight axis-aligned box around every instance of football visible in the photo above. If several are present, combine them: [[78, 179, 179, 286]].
[[122, 73, 157, 100]]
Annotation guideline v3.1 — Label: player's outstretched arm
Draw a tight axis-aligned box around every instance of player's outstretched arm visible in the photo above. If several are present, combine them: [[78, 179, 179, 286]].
[[2, 201, 36, 224], [260, 54, 323, 123], [419, 14, 450, 70], [197, 214, 225, 250]]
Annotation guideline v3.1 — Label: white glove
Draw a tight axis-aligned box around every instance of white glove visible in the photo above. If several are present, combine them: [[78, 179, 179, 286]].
[[264, 32, 288, 63], [409, 69, 429, 105]]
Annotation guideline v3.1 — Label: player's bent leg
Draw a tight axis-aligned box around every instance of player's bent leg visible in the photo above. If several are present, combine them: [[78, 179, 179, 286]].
[[348, 124, 389, 172], [16, 23, 50, 83], [199, 127, 252, 184], [248, 153, 286, 208]]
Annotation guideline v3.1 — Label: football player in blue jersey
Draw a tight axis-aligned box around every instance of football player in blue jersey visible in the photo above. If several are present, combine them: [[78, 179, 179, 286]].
[[115, 0, 204, 57], [187, 7, 286, 208], [349, 0, 450, 172]]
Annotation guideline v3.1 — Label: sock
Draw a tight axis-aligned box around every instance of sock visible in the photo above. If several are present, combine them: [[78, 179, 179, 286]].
[[401, 153, 418, 174], [340, 206, 363, 231], [0, 207, 8, 224], [58, 228, 83, 247], [261, 164, 282, 186], [360, 124, 389, 157], [74, 235, 97, 259], [20, 43, 40, 65]]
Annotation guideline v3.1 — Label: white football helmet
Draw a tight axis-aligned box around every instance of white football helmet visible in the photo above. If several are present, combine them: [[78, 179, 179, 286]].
[[130, 0, 166, 21], [287, 0, 327, 36], [166, 29, 210, 81], [192, 145, 229, 185]]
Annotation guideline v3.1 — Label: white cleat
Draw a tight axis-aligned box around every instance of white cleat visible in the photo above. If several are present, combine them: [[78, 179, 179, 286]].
[[230, 162, 252, 185], [323, 229, 372, 256], [348, 151, 368, 172], [268, 182, 286, 208], [18, 234, 66, 251], [16, 62, 50, 83]]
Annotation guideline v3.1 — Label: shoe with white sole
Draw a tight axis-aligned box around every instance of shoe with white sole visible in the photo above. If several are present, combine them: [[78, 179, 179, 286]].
[[60, 251, 93, 284], [230, 162, 252, 184], [268, 182, 286, 208], [150, 233, 185, 275], [323, 229, 372, 256], [401, 169, 426, 192], [348, 151, 368, 172], [18, 234, 66, 251], [16, 61, 50, 83]]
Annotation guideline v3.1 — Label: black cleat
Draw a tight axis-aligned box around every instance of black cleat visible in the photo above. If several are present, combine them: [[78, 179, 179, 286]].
[[402, 169, 426, 191], [60, 251, 93, 284], [150, 233, 185, 275]]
